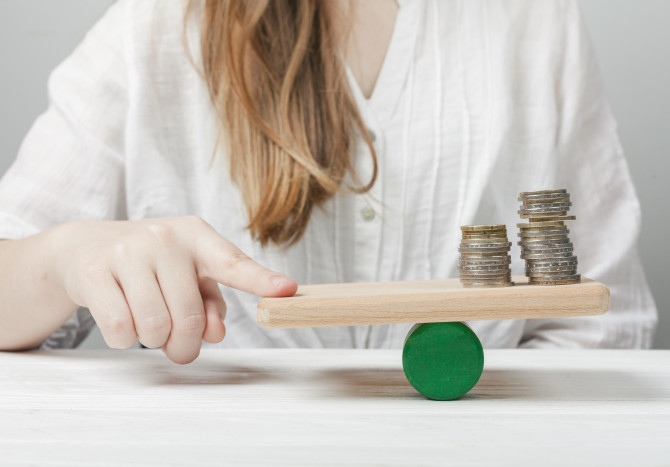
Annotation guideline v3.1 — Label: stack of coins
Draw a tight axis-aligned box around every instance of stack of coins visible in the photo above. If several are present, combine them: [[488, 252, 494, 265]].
[[458, 225, 514, 288], [517, 189, 581, 285]]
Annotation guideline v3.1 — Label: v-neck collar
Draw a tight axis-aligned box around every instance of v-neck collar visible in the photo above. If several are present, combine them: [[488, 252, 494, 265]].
[[344, 0, 422, 124]]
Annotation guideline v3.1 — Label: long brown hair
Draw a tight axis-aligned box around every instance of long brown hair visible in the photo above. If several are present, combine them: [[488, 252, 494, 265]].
[[187, 0, 377, 247]]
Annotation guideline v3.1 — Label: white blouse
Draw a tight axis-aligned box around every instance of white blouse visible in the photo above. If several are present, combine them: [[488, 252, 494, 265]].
[[0, 0, 657, 349]]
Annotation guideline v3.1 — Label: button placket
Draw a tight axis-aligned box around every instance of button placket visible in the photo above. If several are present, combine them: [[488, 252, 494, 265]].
[[351, 121, 383, 283], [361, 206, 376, 222]]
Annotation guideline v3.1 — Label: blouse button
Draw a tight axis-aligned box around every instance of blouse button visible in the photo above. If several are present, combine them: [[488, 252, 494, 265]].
[[361, 206, 376, 222], [368, 128, 377, 143]]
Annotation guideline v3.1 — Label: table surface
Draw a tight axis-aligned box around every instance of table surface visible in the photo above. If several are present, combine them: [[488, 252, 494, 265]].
[[1, 349, 669, 466]]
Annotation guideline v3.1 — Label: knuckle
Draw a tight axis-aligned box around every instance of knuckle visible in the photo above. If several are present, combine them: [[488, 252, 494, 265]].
[[144, 222, 175, 244], [174, 312, 206, 335], [224, 252, 251, 270], [137, 315, 171, 343], [105, 316, 134, 336], [111, 240, 131, 260], [101, 317, 136, 349], [185, 215, 208, 229], [81, 257, 106, 280]]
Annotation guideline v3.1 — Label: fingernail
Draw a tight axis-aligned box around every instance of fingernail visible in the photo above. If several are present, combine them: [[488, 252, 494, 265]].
[[271, 275, 291, 288]]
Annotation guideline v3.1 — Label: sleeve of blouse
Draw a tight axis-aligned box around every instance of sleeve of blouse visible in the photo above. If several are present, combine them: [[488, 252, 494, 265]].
[[0, 1, 130, 348], [519, 0, 658, 348]]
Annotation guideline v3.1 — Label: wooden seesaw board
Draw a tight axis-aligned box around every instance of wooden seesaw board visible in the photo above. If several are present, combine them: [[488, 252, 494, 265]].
[[257, 276, 610, 329]]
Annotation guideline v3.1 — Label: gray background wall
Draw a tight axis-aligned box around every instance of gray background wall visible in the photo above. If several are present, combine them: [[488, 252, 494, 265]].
[[0, 1, 668, 349]]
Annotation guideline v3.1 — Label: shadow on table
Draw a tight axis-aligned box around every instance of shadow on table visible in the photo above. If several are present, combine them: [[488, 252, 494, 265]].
[[147, 363, 283, 386], [28, 350, 663, 401], [143, 361, 418, 398], [313, 367, 420, 399], [139, 363, 661, 401], [470, 368, 663, 401]]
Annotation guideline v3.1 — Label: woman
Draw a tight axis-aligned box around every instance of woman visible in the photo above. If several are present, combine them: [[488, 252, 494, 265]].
[[0, 0, 657, 363]]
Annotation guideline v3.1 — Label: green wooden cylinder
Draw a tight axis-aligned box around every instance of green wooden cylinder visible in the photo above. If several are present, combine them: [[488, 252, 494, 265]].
[[402, 322, 484, 400]]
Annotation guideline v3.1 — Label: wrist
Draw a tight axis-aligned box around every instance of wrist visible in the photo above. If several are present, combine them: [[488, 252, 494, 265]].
[[39, 221, 81, 309]]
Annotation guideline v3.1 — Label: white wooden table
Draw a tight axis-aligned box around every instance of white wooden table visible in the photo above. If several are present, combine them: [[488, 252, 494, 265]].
[[1, 349, 668, 466]]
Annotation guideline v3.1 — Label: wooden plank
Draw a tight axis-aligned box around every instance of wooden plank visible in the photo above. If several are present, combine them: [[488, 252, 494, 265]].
[[257, 276, 609, 329]]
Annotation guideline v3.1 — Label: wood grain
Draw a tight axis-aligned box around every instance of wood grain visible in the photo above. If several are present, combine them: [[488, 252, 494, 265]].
[[0, 349, 668, 466], [257, 276, 610, 329]]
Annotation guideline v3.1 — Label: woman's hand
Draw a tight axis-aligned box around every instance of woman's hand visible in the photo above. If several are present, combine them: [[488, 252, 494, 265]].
[[49, 216, 297, 363]]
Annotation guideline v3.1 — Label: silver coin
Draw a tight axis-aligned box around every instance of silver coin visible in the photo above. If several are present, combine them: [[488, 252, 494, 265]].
[[459, 261, 511, 268], [521, 247, 574, 259], [526, 271, 576, 282], [458, 242, 512, 251], [519, 231, 570, 238], [525, 256, 578, 264], [526, 265, 578, 273], [459, 262, 511, 268], [518, 225, 568, 232], [528, 215, 576, 222], [519, 237, 570, 245], [460, 242, 512, 248], [520, 195, 570, 204], [522, 253, 575, 260], [520, 211, 569, 218], [529, 273, 581, 280], [518, 230, 570, 237], [517, 221, 566, 229], [526, 267, 579, 275], [529, 252, 577, 263], [528, 276, 582, 285], [460, 252, 511, 258], [520, 241, 573, 250], [525, 264, 578, 270], [521, 253, 575, 260], [460, 272, 511, 281], [460, 272, 512, 282], [519, 193, 569, 200], [517, 238, 570, 246], [461, 224, 507, 232], [519, 189, 567, 197], [519, 205, 570, 212], [461, 236, 509, 245], [459, 268, 511, 275], [520, 208, 572, 215], [525, 256, 578, 265], [460, 281, 513, 287], [526, 267, 578, 276], [459, 270, 512, 278], [460, 280, 513, 286], [527, 273, 578, 280], [520, 201, 572, 209], [459, 261, 510, 267], [461, 235, 509, 241], [461, 281, 515, 288], [460, 232, 507, 237], [521, 241, 574, 249], [518, 222, 568, 229], [459, 255, 511, 262], [457, 261, 510, 269], [460, 240, 512, 247]]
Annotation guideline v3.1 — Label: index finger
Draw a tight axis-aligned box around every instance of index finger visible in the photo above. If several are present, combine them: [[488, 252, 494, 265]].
[[193, 228, 298, 298]]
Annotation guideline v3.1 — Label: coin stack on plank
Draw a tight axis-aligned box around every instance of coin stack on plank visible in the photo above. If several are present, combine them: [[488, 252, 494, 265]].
[[458, 225, 514, 288], [517, 189, 581, 285]]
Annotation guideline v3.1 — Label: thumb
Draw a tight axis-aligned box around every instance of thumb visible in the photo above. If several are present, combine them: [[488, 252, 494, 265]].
[[194, 228, 298, 298], [200, 278, 227, 344]]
